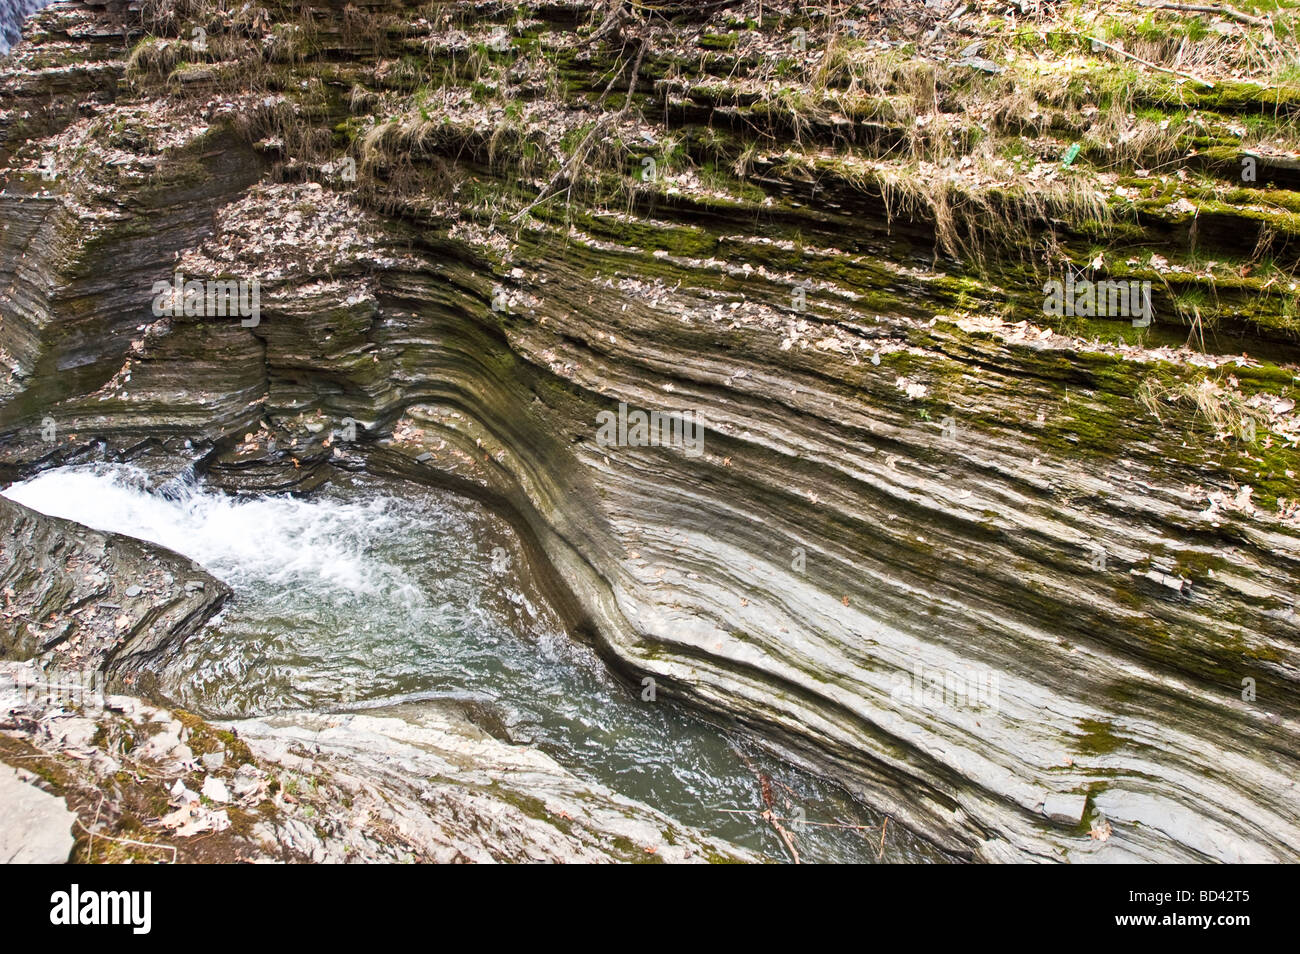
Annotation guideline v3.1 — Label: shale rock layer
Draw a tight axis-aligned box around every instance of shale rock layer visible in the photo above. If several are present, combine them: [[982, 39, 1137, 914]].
[[1, 0, 1298, 862]]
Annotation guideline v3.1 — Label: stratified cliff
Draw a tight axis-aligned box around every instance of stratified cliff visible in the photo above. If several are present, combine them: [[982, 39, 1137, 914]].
[[0, 0, 55, 55], [2, 0, 1298, 862]]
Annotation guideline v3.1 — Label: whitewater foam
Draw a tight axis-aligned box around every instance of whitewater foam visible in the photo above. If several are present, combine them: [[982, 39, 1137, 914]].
[[2, 464, 419, 600]]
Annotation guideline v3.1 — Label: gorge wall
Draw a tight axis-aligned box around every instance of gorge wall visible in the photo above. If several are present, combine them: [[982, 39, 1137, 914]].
[[2, 0, 1299, 862]]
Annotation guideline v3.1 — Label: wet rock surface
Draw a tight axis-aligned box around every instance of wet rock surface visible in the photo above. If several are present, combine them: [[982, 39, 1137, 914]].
[[0, 0, 1297, 863], [0, 493, 229, 680], [0, 0, 55, 56], [229, 704, 758, 863], [0, 660, 755, 862]]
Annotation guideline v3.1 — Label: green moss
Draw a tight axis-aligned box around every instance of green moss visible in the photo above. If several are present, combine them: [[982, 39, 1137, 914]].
[[609, 833, 666, 862], [1074, 717, 1124, 756], [565, 209, 717, 257], [489, 783, 576, 836], [172, 710, 255, 765], [699, 33, 740, 51]]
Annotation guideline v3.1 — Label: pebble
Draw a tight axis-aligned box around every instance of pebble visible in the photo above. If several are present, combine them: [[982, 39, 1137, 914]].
[[201, 749, 226, 771], [201, 775, 231, 804]]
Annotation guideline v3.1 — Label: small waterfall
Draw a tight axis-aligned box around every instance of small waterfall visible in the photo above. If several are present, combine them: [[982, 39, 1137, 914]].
[[3, 463, 422, 597]]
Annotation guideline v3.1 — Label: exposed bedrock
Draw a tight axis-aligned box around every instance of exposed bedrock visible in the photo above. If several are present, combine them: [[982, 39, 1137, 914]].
[[7, 201, 1296, 861], [1, 0, 1297, 862], [0, 660, 757, 863], [0, 494, 230, 682]]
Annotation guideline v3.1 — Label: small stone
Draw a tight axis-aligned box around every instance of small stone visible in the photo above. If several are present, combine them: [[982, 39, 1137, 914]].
[[201, 775, 231, 804], [125, 585, 142, 597], [1042, 792, 1088, 826], [957, 56, 1002, 74], [231, 764, 262, 799], [201, 749, 226, 771], [170, 778, 199, 803]]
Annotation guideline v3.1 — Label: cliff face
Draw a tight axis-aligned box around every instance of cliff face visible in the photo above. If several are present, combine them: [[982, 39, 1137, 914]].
[[1, 0, 1298, 862], [0, 0, 55, 55]]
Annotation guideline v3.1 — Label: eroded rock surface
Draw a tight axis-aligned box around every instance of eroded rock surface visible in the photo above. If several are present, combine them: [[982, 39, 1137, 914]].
[[0, 0, 54, 56], [0, 0, 1297, 863], [0, 660, 756, 862], [229, 704, 758, 863], [0, 762, 76, 863], [0, 493, 229, 680]]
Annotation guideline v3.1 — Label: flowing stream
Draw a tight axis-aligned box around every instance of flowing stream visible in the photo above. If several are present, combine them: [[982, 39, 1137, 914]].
[[4, 463, 945, 862]]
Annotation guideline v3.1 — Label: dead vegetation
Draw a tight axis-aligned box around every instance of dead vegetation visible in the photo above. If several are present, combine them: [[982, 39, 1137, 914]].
[[1138, 371, 1278, 442], [32, 0, 1298, 343]]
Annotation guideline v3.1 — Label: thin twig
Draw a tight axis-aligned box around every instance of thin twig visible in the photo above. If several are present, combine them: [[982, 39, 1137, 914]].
[[1086, 35, 1215, 87], [87, 794, 104, 859], [717, 808, 877, 831], [762, 809, 802, 863], [1140, 2, 1271, 27], [511, 40, 647, 224], [731, 748, 802, 864], [75, 818, 177, 863]]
